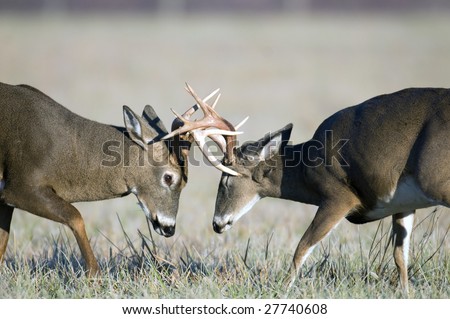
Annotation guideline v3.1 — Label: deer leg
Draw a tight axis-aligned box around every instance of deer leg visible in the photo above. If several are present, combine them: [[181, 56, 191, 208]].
[[0, 203, 14, 262], [392, 211, 414, 295], [285, 198, 359, 288], [7, 187, 100, 277]]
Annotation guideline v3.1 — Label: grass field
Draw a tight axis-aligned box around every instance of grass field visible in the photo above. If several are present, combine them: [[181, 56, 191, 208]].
[[0, 12, 449, 298]]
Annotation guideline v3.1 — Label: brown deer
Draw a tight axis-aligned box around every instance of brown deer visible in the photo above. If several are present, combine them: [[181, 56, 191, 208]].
[[170, 87, 450, 294], [0, 82, 226, 276]]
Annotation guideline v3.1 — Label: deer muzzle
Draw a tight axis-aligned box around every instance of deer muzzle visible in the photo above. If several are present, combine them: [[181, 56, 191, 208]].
[[151, 213, 176, 237], [212, 215, 233, 234]]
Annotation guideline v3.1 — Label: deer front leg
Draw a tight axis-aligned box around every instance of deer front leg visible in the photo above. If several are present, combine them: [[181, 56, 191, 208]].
[[392, 211, 414, 295], [0, 203, 14, 261], [285, 197, 359, 288], [4, 187, 100, 277]]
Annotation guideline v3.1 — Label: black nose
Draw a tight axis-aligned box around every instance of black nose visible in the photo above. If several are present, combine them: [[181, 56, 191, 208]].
[[213, 221, 221, 233], [213, 220, 230, 234], [162, 225, 175, 237]]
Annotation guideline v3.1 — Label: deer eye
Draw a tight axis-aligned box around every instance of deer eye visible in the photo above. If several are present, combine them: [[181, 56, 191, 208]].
[[164, 173, 173, 186]]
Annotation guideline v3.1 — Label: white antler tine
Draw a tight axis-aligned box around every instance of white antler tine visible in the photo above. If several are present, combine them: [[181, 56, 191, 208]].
[[211, 93, 221, 109], [162, 109, 187, 139], [185, 83, 212, 115], [184, 82, 193, 94], [192, 131, 217, 163], [234, 116, 249, 130], [180, 88, 220, 120], [192, 131, 240, 176], [216, 163, 241, 176], [162, 131, 174, 140], [209, 134, 227, 153], [170, 108, 185, 121], [203, 88, 220, 104], [162, 130, 177, 140], [205, 129, 243, 136], [186, 83, 220, 106]]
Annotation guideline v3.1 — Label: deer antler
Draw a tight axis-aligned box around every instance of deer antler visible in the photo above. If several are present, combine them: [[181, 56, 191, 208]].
[[163, 84, 247, 176], [169, 87, 220, 132]]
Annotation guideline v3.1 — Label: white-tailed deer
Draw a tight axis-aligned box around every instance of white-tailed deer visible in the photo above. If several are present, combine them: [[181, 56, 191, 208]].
[[171, 87, 450, 294], [0, 82, 226, 276]]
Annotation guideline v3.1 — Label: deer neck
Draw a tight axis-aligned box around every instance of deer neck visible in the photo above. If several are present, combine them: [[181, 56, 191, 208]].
[[59, 125, 135, 202], [279, 143, 321, 206], [100, 126, 157, 196]]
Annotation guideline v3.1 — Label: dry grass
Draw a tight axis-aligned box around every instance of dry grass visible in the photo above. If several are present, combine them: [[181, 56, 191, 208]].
[[0, 209, 448, 298], [0, 11, 449, 298]]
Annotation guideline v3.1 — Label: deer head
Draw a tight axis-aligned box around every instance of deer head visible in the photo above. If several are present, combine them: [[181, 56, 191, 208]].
[[212, 124, 293, 233], [121, 104, 185, 237], [162, 84, 257, 232], [121, 86, 225, 237]]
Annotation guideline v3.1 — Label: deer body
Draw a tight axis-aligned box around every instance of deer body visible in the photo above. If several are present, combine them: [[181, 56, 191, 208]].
[[212, 88, 450, 293], [0, 82, 189, 276], [1, 85, 130, 202]]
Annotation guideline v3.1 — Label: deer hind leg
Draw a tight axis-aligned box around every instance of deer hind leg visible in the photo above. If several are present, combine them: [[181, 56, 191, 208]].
[[392, 211, 414, 295], [6, 187, 100, 277], [285, 196, 360, 288], [0, 203, 14, 262]]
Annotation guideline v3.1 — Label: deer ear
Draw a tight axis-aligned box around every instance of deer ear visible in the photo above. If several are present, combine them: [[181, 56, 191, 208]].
[[239, 123, 293, 164], [142, 105, 168, 138], [258, 123, 293, 161], [258, 132, 283, 161], [123, 105, 159, 149]]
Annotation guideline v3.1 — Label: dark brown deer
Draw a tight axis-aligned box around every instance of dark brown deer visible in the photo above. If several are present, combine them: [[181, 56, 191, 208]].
[[172, 87, 450, 294], [0, 82, 224, 276]]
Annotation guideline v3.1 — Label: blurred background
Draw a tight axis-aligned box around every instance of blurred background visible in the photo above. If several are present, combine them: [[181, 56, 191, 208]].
[[1, 0, 449, 261]]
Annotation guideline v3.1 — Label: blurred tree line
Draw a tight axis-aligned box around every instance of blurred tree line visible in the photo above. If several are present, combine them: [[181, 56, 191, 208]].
[[1, 0, 449, 13]]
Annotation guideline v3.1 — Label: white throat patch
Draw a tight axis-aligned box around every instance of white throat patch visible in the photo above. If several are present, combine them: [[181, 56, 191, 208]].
[[137, 199, 152, 220], [214, 194, 261, 232], [233, 194, 261, 224], [131, 187, 152, 219]]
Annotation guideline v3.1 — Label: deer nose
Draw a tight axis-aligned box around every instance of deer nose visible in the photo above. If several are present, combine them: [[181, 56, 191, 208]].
[[154, 222, 175, 237], [213, 216, 232, 234], [161, 225, 175, 237], [152, 214, 176, 237], [212, 221, 222, 233]]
